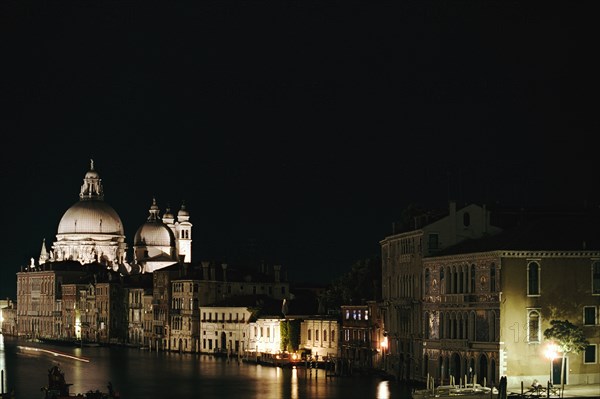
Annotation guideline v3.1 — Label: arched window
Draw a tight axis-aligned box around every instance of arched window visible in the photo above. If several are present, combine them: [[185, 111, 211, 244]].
[[527, 262, 540, 295], [440, 268, 445, 294], [527, 309, 541, 343], [452, 266, 458, 294], [308, 329, 312, 341], [490, 263, 496, 292], [424, 312, 430, 339], [439, 312, 445, 339], [463, 212, 471, 226], [425, 268, 431, 294], [323, 329, 327, 341], [470, 264, 476, 293]]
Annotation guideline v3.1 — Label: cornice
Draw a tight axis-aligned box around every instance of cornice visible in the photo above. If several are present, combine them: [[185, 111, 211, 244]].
[[424, 250, 600, 263]]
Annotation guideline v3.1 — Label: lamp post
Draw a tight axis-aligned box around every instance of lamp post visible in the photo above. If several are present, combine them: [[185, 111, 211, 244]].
[[544, 343, 559, 385]]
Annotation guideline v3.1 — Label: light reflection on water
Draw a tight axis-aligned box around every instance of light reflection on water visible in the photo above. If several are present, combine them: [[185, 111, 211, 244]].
[[0, 335, 413, 399]]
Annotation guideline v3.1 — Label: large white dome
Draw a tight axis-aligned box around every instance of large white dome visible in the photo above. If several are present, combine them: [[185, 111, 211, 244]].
[[57, 199, 124, 235], [51, 160, 127, 267]]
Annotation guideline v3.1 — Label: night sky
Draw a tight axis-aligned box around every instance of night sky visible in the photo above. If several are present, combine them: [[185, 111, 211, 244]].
[[0, 1, 597, 299]]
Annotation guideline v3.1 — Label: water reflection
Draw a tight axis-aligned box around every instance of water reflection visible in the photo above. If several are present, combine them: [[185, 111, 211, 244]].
[[291, 366, 298, 399], [0, 334, 6, 394], [0, 336, 414, 399], [377, 380, 391, 399]]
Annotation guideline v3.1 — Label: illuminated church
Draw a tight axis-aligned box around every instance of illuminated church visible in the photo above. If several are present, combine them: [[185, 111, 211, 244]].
[[38, 160, 192, 273]]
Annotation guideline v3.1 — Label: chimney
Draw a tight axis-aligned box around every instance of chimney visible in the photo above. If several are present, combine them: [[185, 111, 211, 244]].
[[221, 263, 228, 282], [273, 265, 281, 283], [449, 200, 457, 246], [482, 204, 488, 234], [202, 261, 210, 280]]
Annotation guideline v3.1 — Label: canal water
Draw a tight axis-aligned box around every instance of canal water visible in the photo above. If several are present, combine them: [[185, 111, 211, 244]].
[[0, 334, 413, 399]]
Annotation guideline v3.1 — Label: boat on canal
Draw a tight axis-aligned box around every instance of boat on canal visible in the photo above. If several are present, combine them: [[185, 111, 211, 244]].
[[412, 383, 498, 399], [42, 365, 120, 399]]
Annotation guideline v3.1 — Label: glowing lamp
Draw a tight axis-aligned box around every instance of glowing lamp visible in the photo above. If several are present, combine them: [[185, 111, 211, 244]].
[[545, 343, 559, 360]]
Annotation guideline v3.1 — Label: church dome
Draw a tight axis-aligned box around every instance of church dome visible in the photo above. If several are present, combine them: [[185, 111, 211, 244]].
[[134, 198, 176, 247], [134, 222, 176, 247], [58, 200, 124, 235]]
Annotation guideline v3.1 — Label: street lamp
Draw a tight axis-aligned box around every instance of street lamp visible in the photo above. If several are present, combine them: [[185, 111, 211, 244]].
[[544, 343, 559, 385]]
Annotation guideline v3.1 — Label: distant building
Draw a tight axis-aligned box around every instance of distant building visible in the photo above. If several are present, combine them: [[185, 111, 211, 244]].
[[16, 261, 86, 339], [0, 299, 17, 336], [340, 304, 372, 371], [300, 317, 339, 359]]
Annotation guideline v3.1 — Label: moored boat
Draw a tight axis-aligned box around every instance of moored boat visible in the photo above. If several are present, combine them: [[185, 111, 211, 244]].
[[42, 365, 120, 399], [412, 383, 498, 399]]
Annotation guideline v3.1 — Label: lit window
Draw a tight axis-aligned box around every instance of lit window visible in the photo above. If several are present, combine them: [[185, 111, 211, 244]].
[[584, 344, 597, 364], [527, 309, 541, 343], [583, 306, 597, 325], [527, 262, 540, 296], [365, 310, 369, 320], [345, 310, 350, 320]]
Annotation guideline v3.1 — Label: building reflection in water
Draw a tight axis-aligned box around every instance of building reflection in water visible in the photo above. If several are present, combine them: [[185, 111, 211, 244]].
[[0, 335, 5, 393], [291, 366, 298, 399], [377, 380, 390, 399]]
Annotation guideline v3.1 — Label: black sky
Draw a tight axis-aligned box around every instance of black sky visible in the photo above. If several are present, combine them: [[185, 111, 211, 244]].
[[1, 1, 597, 298]]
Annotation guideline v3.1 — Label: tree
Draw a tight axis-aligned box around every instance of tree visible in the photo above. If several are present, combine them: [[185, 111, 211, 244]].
[[280, 320, 300, 352], [319, 257, 381, 311], [543, 319, 589, 392]]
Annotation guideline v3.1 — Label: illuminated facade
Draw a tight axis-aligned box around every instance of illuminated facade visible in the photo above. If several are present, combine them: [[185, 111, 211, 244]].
[[199, 305, 252, 354], [16, 262, 85, 338], [380, 201, 501, 381], [420, 211, 600, 388], [38, 160, 191, 274], [300, 317, 339, 359]]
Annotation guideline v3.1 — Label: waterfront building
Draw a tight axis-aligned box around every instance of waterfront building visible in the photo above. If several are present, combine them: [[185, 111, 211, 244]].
[[340, 304, 372, 370], [380, 201, 500, 381], [199, 303, 252, 355], [142, 290, 154, 347], [0, 299, 17, 336], [170, 279, 201, 352], [249, 317, 283, 355], [126, 286, 148, 346], [299, 317, 339, 359], [151, 266, 180, 350], [96, 281, 126, 344], [421, 211, 600, 388], [16, 261, 86, 339], [61, 282, 91, 340]]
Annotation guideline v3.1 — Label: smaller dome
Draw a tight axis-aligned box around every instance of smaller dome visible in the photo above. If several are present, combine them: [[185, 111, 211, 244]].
[[163, 207, 174, 220], [178, 203, 189, 218], [134, 222, 176, 247], [134, 198, 176, 247]]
